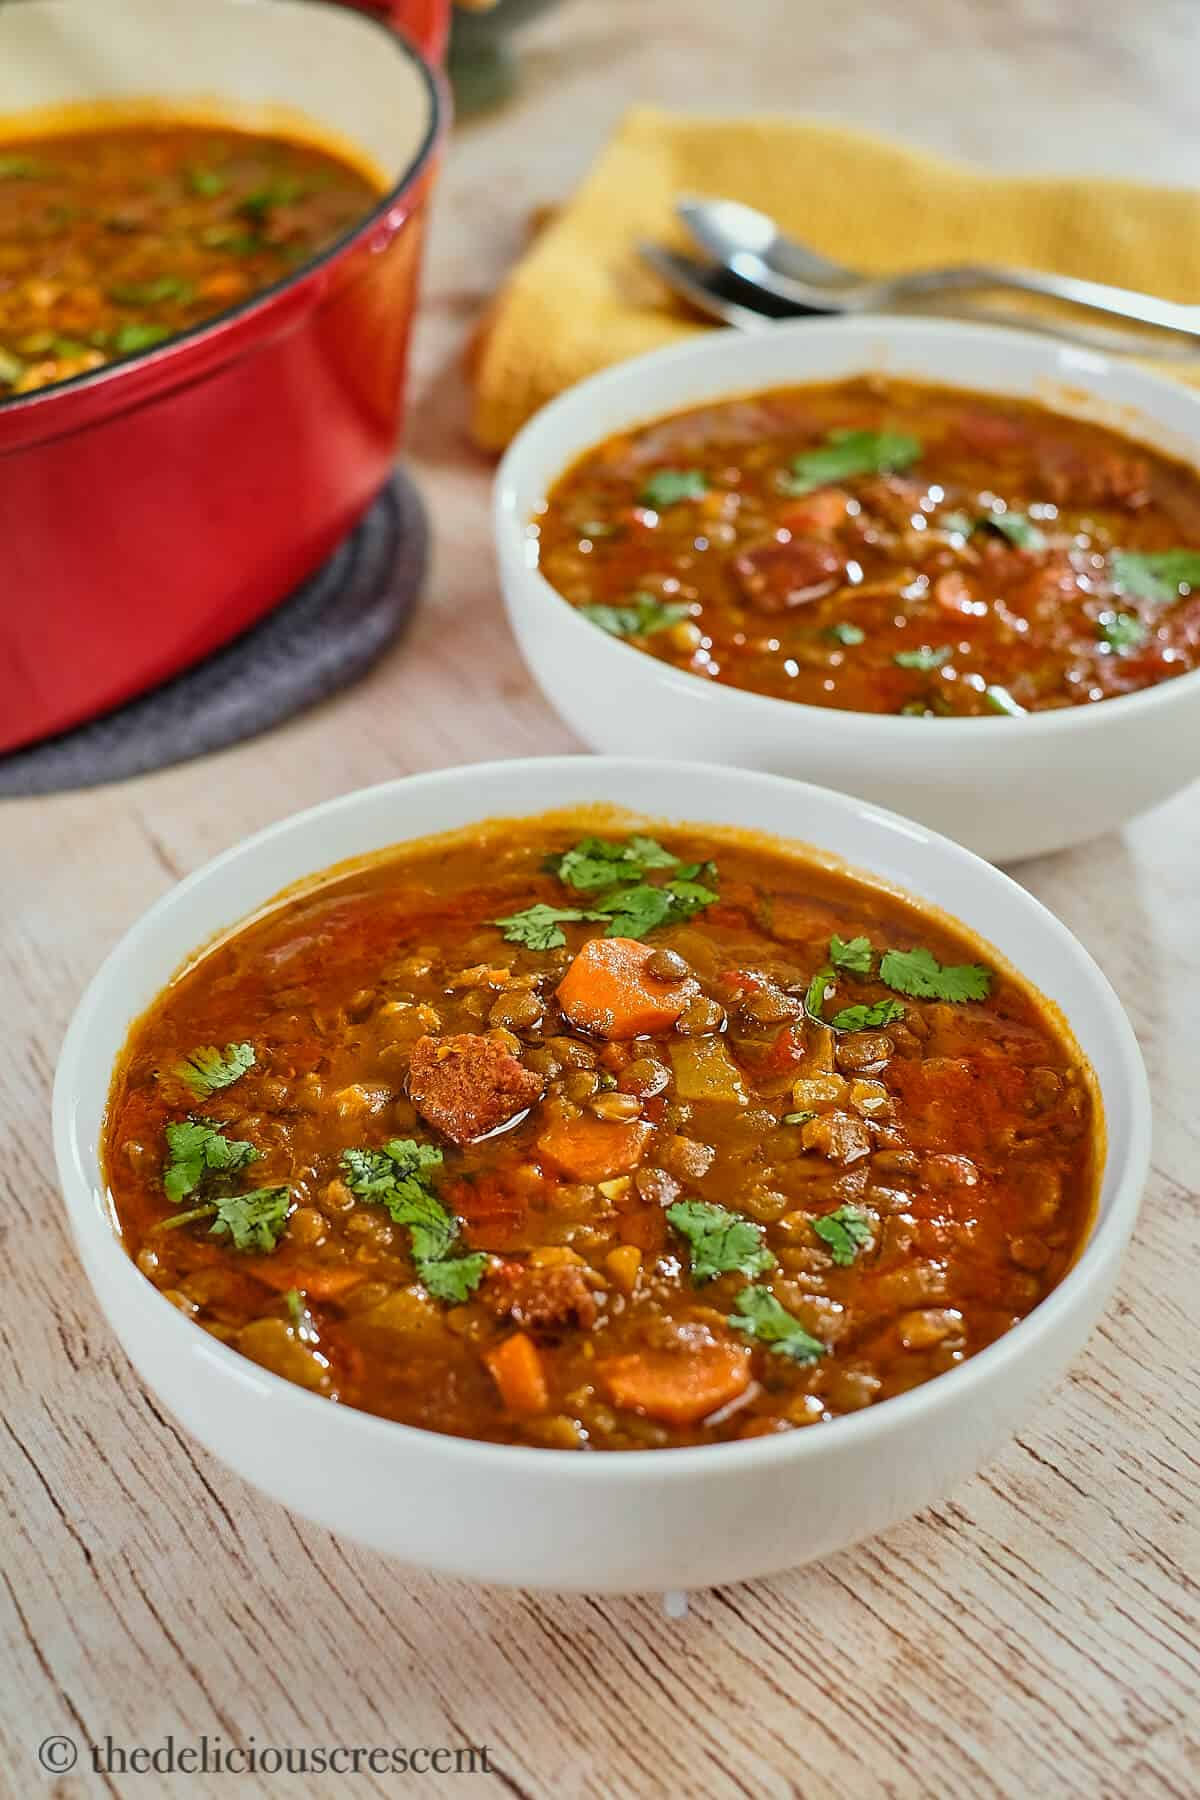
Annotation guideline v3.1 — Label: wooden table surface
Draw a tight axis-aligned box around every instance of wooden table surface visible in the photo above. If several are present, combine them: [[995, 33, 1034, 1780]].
[[4, 3, 1199, 1794]]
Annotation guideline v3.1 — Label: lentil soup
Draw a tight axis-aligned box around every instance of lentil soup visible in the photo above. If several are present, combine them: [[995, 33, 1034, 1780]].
[[0, 120, 380, 397], [536, 377, 1200, 717], [103, 811, 1100, 1452]]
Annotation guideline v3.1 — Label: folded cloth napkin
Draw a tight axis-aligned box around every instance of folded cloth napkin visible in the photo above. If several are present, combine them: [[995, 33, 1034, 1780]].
[[470, 106, 1200, 450]]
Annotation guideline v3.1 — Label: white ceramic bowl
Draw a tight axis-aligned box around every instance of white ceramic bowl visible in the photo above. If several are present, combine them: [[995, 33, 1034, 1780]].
[[496, 319, 1200, 863], [54, 758, 1150, 1594]]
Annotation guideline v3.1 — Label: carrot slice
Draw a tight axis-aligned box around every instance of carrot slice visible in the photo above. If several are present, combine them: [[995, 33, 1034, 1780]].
[[598, 1344, 752, 1426], [537, 1114, 652, 1183], [244, 1260, 367, 1301], [556, 937, 696, 1040], [484, 1331, 549, 1413]]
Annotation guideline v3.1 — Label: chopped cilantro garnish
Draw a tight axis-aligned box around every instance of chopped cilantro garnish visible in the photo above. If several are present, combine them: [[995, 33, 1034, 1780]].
[[667, 1200, 777, 1284], [208, 1185, 291, 1253], [879, 945, 991, 1002], [167, 1041, 256, 1099], [1111, 549, 1200, 605], [812, 1205, 873, 1266], [1096, 610, 1148, 653], [940, 510, 973, 537], [782, 1110, 817, 1125], [894, 644, 952, 671], [555, 835, 678, 890], [0, 156, 47, 181], [163, 1117, 260, 1203], [829, 933, 874, 976], [804, 965, 836, 1023], [983, 683, 1026, 716], [490, 902, 607, 950], [187, 166, 227, 197], [108, 276, 195, 305], [417, 1253, 488, 1303], [727, 1287, 826, 1363], [113, 321, 171, 355], [591, 873, 718, 939], [342, 1140, 475, 1288], [826, 621, 866, 646], [977, 510, 1046, 551], [238, 179, 308, 219], [638, 469, 708, 509], [784, 429, 920, 496], [828, 998, 906, 1032], [577, 595, 690, 639]]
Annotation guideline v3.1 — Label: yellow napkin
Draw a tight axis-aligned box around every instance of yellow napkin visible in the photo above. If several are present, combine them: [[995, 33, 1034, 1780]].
[[470, 106, 1200, 451]]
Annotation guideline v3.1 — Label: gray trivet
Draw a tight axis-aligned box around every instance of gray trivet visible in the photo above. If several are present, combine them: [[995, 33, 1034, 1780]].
[[0, 469, 426, 798]]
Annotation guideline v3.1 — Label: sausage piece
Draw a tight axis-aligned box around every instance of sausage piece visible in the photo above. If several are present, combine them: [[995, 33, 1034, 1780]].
[[501, 1265, 598, 1334], [732, 536, 845, 611], [407, 1033, 544, 1145]]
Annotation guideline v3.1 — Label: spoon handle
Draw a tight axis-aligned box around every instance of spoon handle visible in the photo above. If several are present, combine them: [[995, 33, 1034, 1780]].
[[846, 264, 1200, 345]]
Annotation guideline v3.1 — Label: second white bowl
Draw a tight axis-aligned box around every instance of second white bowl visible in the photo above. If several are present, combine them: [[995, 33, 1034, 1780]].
[[496, 318, 1200, 862]]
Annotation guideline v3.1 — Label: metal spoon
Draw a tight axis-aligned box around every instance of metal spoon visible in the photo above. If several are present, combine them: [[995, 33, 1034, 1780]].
[[678, 194, 1200, 353], [638, 238, 1196, 358]]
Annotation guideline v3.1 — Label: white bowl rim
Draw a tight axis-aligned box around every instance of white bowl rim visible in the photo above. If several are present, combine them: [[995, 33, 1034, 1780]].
[[54, 754, 1152, 1485], [495, 314, 1200, 738]]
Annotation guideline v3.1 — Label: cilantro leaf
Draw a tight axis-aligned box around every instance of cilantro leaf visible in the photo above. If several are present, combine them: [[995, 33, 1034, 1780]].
[[163, 1117, 260, 1203], [1111, 549, 1200, 605], [804, 965, 836, 1023], [108, 275, 194, 305], [829, 934, 874, 976], [1096, 610, 1148, 653], [667, 1200, 777, 1284], [284, 1287, 319, 1342], [168, 1041, 256, 1098], [593, 874, 718, 939], [238, 179, 309, 220], [828, 998, 907, 1032], [0, 155, 50, 180], [827, 621, 866, 646], [894, 644, 952, 672], [983, 684, 1026, 716], [342, 1138, 443, 1199], [812, 1205, 873, 1267], [577, 596, 690, 639], [416, 1253, 488, 1302], [113, 320, 171, 354], [341, 1140, 457, 1263], [208, 1185, 290, 1253], [187, 165, 227, 197], [555, 834, 678, 891], [727, 1287, 826, 1363], [879, 945, 991, 1003], [977, 509, 1046, 551], [940, 510, 973, 537], [784, 429, 920, 496], [639, 469, 708, 508], [490, 903, 606, 950]]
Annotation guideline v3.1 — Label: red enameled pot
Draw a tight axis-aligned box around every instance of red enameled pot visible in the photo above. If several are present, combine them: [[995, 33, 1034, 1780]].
[[0, 0, 448, 754]]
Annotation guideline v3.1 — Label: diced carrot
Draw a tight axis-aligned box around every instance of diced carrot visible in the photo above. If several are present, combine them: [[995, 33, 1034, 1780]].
[[599, 1344, 752, 1426], [616, 1205, 667, 1255], [484, 1331, 549, 1413], [556, 937, 696, 1040], [777, 488, 851, 535], [245, 1260, 367, 1301], [537, 1114, 652, 1183], [444, 1174, 529, 1222]]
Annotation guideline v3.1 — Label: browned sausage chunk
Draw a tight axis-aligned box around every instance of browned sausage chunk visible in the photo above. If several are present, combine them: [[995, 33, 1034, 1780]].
[[733, 536, 845, 611], [408, 1033, 544, 1145], [504, 1265, 598, 1334]]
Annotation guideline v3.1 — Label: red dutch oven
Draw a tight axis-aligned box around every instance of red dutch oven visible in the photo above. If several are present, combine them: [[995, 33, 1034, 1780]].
[[0, 0, 449, 754]]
